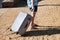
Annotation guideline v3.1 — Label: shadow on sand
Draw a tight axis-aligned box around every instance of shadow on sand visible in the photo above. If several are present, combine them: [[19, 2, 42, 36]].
[[1, 0, 43, 8], [2, 0, 60, 8], [21, 25, 60, 37], [15, 0, 60, 7], [15, 0, 43, 7]]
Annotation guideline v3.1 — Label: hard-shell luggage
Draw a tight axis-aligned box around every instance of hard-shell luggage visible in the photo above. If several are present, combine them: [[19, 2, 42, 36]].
[[10, 12, 32, 35]]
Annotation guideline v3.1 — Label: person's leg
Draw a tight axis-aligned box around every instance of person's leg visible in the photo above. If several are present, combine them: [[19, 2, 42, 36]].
[[30, 6, 37, 27], [27, 6, 37, 31], [27, 12, 36, 31], [31, 12, 36, 27]]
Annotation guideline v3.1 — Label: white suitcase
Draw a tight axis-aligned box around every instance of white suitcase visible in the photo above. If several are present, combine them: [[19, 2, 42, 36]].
[[10, 12, 32, 35]]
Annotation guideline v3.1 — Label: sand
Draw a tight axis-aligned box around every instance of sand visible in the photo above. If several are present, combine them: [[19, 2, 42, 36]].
[[0, 0, 60, 40]]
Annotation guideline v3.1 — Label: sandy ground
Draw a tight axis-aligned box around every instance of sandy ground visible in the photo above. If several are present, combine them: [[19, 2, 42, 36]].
[[0, 0, 60, 40]]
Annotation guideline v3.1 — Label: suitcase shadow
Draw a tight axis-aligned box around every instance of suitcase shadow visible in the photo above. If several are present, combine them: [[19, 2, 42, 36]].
[[15, 0, 43, 7], [21, 25, 60, 37]]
